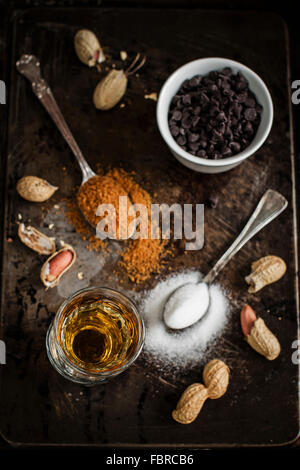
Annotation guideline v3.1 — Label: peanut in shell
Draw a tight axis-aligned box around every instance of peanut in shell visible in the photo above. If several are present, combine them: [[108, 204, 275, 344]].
[[74, 29, 105, 67], [16, 176, 58, 202]]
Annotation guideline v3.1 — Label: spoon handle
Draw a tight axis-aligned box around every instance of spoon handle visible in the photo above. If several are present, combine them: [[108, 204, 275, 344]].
[[203, 189, 288, 284], [16, 54, 95, 184]]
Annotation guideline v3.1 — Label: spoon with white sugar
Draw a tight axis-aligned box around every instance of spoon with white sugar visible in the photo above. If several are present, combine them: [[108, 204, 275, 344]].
[[163, 189, 287, 330]]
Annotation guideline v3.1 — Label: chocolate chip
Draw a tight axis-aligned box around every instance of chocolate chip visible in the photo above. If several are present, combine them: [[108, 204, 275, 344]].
[[182, 94, 192, 105], [200, 129, 208, 140], [208, 84, 218, 94], [221, 147, 232, 157], [207, 143, 215, 154], [209, 105, 219, 117], [244, 121, 253, 134], [189, 76, 200, 88], [229, 141, 241, 152], [222, 67, 233, 76], [218, 122, 226, 134], [244, 108, 257, 121], [236, 81, 247, 91], [197, 150, 207, 158], [225, 127, 233, 140], [177, 135, 187, 146], [212, 129, 224, 142], [170, 125, 180, 137], [209, 71, 218, 80], [237, 92, 247, 103], [241, 138, 249, 148], [181, 79, 191, 90], [193, 106, 201, 116], [189, 142, 200, 152], [216, 111, 226, 122], [237, 72, 248, 82], [192, 116, 200, 127], [245, 97, 256, 108], [212, 151, 221, 159], [172, 110, 182, 121], [233, 103, 242, 119], [200, 92, 210, 103], [188, 132, 199, 142], [182, 116, 192, 129], [182, 108, 192, 119], [221, 80, 231, 90]]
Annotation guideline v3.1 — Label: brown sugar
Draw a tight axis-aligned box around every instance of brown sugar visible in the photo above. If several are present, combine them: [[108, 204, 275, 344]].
[[77, 175, 134, 238], [62, 197, 106, 252], [120, 238, 171, 284], [62, 168, 173, 283]]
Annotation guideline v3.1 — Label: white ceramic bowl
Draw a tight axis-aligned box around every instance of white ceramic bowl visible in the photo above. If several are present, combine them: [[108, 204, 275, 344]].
[[156, 58, 273, 174]]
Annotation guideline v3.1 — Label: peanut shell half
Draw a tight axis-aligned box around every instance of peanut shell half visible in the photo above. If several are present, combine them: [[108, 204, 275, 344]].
[[245, 255, 286, 293]]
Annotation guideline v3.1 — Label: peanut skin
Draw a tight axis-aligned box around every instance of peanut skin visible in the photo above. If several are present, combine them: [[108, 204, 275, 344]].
[[41, 244, 76, 288], [240, 304, 257, 336], [49, 250, 73, 278]]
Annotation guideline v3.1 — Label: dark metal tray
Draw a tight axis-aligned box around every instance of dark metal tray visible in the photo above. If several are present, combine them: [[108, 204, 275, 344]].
[[0, 7, 298, 446]]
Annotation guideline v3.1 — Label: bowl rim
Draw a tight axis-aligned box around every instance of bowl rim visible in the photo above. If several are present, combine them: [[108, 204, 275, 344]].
[[156, 57, 274, 167]]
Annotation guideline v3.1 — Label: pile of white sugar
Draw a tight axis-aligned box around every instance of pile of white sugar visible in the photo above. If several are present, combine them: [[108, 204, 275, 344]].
[[139, 271, 230, 368]]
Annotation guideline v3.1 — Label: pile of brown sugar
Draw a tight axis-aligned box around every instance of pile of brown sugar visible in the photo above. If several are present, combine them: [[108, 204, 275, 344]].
[[63, 168, 172, 284], [62, 197, 106, 252]]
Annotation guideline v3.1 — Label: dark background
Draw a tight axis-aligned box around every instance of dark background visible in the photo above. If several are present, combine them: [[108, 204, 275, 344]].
[[0, 0, 299, 455]]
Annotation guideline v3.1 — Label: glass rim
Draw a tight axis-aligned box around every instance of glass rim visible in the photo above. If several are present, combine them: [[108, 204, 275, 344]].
[[52, 285, 145, 378]]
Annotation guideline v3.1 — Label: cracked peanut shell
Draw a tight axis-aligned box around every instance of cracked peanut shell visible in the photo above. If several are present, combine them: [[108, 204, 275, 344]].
[[18, 223, 55, 255], [40, 244, 76, 289], [74, 29, 105, 67], [246, 317, 281, 360], [245, 255, 286, 293]]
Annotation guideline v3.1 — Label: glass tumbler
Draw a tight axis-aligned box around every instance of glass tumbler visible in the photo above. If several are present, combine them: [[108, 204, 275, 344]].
[[46, 286, 145, 385]]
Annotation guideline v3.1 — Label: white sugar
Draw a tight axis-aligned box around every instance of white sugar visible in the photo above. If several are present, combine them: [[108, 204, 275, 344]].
[[140, 271, 230, 368], [163, 281, 210, 329]]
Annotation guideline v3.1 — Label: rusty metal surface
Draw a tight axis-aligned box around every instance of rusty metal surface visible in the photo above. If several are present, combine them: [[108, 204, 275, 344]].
[[0, 8, 298, 446]]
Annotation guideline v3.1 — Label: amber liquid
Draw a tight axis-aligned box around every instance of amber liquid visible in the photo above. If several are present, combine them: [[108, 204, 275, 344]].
[[60, 299, 140, 373]]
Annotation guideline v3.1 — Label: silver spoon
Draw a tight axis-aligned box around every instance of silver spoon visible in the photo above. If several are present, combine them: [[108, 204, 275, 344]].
[[163, 189, 288, 330], [16, 54, 96, 185]]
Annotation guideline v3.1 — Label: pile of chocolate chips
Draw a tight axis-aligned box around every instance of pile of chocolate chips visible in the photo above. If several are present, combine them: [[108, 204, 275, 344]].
[[168, 68, 262, 159]]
